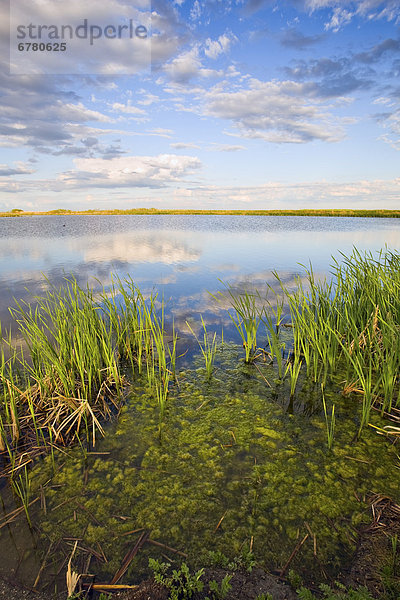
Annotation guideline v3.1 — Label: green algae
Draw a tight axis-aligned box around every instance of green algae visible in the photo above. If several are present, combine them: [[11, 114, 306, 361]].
[[23, 341, 400, 586]]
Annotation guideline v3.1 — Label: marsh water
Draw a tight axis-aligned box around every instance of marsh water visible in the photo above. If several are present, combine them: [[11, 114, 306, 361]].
[[1, 215, 400, 591], [1, 214, 399, 330]]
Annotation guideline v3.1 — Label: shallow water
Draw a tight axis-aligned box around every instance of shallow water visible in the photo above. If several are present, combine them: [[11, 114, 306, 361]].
[[1, 215, 400, 591], [1, 214, 399, 331]]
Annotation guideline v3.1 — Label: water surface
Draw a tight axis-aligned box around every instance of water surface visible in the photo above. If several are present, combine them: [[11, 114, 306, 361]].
[[1, 215, 399, 330]]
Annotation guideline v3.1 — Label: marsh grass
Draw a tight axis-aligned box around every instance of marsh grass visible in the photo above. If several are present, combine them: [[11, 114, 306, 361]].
[[277, 248, 400, 434], [10, 464, 32, 527], [3, 279, 123, 450], [186, 316, 218, 380], [262, 289, 285, 378], [321, 385, 335, 450], [214, 284, 263, 363]]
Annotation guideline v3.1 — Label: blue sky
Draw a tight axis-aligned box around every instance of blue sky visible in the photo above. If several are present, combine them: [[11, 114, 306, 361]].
[[1, 0, 400, 210]]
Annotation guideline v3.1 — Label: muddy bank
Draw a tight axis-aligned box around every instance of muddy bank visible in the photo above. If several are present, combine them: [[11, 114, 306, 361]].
[[115, 568, 297, 600], [345, 495, 400, 598]]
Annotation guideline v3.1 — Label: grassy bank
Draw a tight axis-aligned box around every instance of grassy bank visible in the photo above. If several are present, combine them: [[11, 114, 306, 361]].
[[1, 208, 400, 218]]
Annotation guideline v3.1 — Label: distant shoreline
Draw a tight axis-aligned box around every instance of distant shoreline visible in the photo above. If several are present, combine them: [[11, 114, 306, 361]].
[[1, 208, 400, 218]]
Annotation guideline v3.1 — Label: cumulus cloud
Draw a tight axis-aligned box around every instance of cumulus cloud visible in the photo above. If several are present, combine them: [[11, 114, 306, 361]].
[[204, 33, 238, 58], [59, 154, 202, 188], [81, 232, 201, 264], [164, 45, 222, 81], [0, 64, 118, 156], [204, 78, 348, 143], [9, 0, 151, 75]]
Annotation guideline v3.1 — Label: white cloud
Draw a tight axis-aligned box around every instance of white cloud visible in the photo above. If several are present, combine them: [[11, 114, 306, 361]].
[[111, 102, 147, 115], [190, 0, 202, 21], [80, 232, 201, 264], [137, 93, 160, 106], [59, 154, 202, 188], [9, 0, 151, 75], [209, 144, 245, 151], [172, 178, 400, 209], [324, 7, 354, 31], [57, 102, 111, 123], [204, 78, 348, 143], [377, 104, 400, 150], [204, 33, 238, 59], [170, 142, 202, 149], [164, 45, 222, 82], [303, 0, 400, 29]]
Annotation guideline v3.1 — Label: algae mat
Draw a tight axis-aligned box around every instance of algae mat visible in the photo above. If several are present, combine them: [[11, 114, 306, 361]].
[[13, 343, 397, 588]]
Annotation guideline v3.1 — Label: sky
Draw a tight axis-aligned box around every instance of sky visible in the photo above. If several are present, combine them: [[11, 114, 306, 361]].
[[1, 0, 400, 211]]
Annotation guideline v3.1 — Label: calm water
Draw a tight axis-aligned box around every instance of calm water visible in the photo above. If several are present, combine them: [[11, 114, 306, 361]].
[[1, 215, 399, 331]]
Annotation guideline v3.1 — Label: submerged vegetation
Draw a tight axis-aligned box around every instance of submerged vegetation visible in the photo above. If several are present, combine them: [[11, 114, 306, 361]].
[[1, 248, 400, 597]]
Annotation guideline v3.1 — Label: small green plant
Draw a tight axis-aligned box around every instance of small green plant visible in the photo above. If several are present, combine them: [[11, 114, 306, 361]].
[[206, 574, 233, 599], [321, 384, 335, 450], [149, 558, 204, 599], [231, 547, 257, 573], [10, 464, 32, 527], [214, 284, 263, 363], [288, 569, 303, 590], [380, 533, 400, 599], [255, 594, 273, 600], [186, 316, 218, 380], [285, 353, 302, 398], [208, 550, 230, 569]]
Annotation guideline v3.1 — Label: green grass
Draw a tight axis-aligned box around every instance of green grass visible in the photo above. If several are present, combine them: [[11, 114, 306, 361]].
[[214, 284, 263, 364], [186, 316, 218, 380], [0, 275, 176, 469], [1, 208, 400, 218], [271, 248, 400, 434]]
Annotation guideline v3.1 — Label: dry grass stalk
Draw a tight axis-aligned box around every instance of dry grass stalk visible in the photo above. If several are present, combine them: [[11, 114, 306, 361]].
[[66, 540, 80, 598], [349, 305, 382, 354]]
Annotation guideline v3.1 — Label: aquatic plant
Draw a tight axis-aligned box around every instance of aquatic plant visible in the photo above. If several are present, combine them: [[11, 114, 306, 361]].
[[321, 385, 335, 450], [186, 316, 218, 380], [10, 464, 32, 527], [262, 290, 286, 379], [214, 284, 263, 363], [276, 249, 400, 435]]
